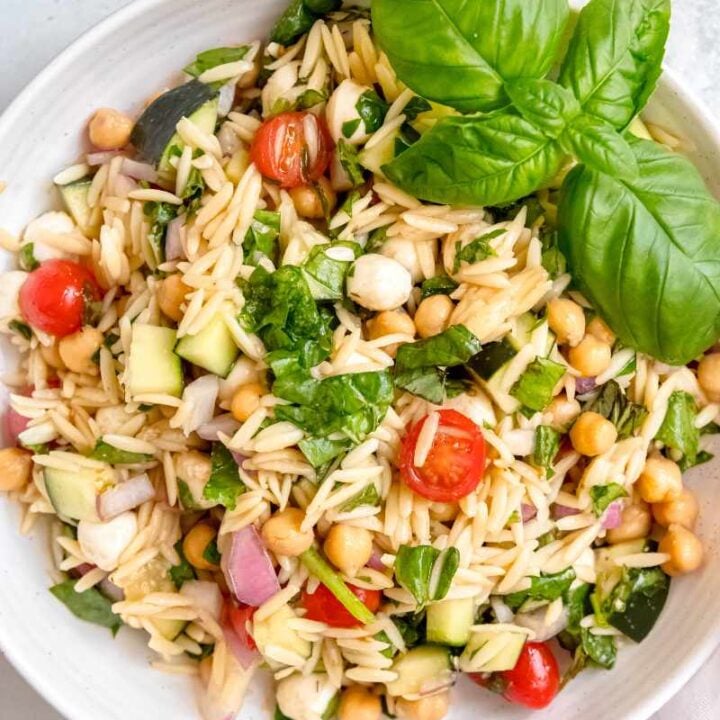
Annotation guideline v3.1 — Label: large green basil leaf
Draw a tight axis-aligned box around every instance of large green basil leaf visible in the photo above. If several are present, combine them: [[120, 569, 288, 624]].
[[505, 79, 580, 139], [558, 137, 720, 366], [383, 112, 564, 207], [371, 0, 570, 112], [558, 0, 671, 129]]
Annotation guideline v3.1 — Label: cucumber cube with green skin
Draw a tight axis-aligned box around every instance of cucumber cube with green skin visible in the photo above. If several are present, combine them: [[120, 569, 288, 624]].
[[44, 466, 115, 522], [426, 597, 475, 647], [458, 627, 528, 673], [127, 324, 184, 398], [58, 178, 101, 238], [175, 313, 239, 378], [158, 98, 219, 175], [385, 645, 454, 697]]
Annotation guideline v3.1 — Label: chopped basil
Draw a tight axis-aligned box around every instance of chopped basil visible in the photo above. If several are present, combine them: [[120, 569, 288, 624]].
[[585, 380, 648, 439], [337, 139, 365, 187], [19, 243, 39, 271], [8, 320, 32, 340], [341, 483, 380, 512], [355, 90, 388, 134], [203, 539, 222, 566], [504, 568, 576, 612], [50, 579, 122, 635], [510, 357, 566, 413], [453, 228, 502, 271], [655, 391, 700, 469], [589, 483, 627, 517], [244, 210, 281, 266], [169, 540, 196, 589], [202, 443, 246, 510], [183, 46, 251, 78], [394, 545, 459, 606], [533, 425, 560, 477], [88, 439, 152, 465], [144, 201, 178, 265], [302, 241, 362, 301], [403, 96, 433, 121], [342, 118, 362, 138], [420, 275, 459, 300]]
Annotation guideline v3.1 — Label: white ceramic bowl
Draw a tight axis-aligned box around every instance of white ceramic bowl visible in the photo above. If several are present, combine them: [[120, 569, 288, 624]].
[[1, 1, 719, 718]]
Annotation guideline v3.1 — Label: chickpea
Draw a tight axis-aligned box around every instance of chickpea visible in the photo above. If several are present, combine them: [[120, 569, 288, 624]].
[[547, 298, 585, 347], [175, 450, 212, 485], [545, 394, 581, 431], [58, 327, 103, 375], [366, 310, 415, 357], [637, 456, 683, 504], [230, 382, 264, 422], [289, 177, 337, 219], [414, 296, 455, 339], [395, 692, 450, 720], [569, 412, 617, 457], [652, 487, 699, 529], [88, 108, 134, 150], [183, 523, 218, 571], [324, 524, 373, 576], [338, 686, 382, 720], [568, 334, 612, 377], [659, 523, 703, 576], [0, 448, 33, 492], [40, 342, 65, 370], [587, 316, 616, 345], [157, 274, 191, 322], [198, 655, 213, 686], [429, 502, 458, 523], [697, 353, 720, 402], [606, 503, 652, 544], [225, 148, 250, 185], [261, 508, 314, 557]]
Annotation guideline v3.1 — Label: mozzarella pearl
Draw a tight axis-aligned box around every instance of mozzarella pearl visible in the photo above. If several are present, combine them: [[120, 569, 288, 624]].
[[347, 254, 412, 311]]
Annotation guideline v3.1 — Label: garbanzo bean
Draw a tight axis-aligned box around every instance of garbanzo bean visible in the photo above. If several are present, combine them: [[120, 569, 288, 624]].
[[88, 108, 134, 150], [652, 487, 699, 529], [157, 274, 190, 323], [587, 316, 616, 345], [40, 342, 65, 370], [568, 334, 612, 377], [697, 353, 720, 402], [183, 523, 218, 571], [395, 692, 450, 720], [230, 382, 264, 422], [338, 685, 382, 720], [324, 524, 373, 576], [0, 448, 33, 492], [659, 523, 703, 576], [261, 508, 314, 557], [637, 455, 682, 504], [606, 503, 652, 544], [547, 298, 585, 347], [414, 295, 455, 339], [366, 310, 416, 358], [289, 177, 337, 219], [569, 412, 617, 457], [58, 327, 103, 375]]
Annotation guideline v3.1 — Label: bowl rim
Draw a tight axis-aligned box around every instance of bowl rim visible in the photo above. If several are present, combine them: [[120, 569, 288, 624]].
[[1, 1, 720, 719]]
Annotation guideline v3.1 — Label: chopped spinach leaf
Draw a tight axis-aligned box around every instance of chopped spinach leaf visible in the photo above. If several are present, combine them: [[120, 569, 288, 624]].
[[580, 627, 616, 668], [403, 96, 433, 121], [510, 358, 565, 412], [342, 118, 362, 138], [298, 436, 351, 468], [202, 443, 245, 510], [50, 579, 122, 635], [203, 539, 222, 566], [144, 201, 178, 264], [296, 88, 327, 110], [181, 167, 206, 217], [342, 483, 380, 512], [243, 210, 281, 266], [302, 241, 361, 301]]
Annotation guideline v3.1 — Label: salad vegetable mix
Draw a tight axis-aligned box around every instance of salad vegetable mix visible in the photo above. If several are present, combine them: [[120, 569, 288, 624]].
[[0, 1, 717, 719]]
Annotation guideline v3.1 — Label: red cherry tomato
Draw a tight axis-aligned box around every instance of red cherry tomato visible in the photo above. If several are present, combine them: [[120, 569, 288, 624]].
[[250, 111, 333, 188], [226, 603, 257, 651], [301, 583, 381, 628], [19, 259, 101, 337], [400, 409, 487, 503], [469, 641, 560, 710]]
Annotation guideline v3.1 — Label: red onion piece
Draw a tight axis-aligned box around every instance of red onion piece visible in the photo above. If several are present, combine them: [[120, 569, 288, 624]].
[[367, 547, 385, 571], [197, 413, 241, 442], [552, 503, 581, 519], [4, 407, 29, 446], [222, 525, 279, 607], [181, 580, 223, 621], [97, 473, 155, 521], [99, 578, 125, 602], [602, 501, 623, 529], [86, 150, 124, 165], [113, 173, 139, 198], [178, 375, 219, 436], [69, 563, 95, 579], [223, 623, 258, 670], [575, 376, 597, 395], [165, 216, 185, 261], [121, 158, 158, 183], [521, 503, 537, 522], [230, 451, 248, 467], [217, 82, 236, 119]]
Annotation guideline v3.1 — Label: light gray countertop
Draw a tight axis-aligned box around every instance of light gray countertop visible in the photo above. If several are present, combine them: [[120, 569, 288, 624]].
[[1, 0, 719, 718]]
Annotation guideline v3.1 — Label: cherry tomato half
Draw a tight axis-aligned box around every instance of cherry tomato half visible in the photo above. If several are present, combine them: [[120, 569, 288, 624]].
[[400, 409, 487, 503], [469, 641, 560, 710], [19, 259, 101, 337], [250, 111, 333, 188], [301, 583, 381, 628], [226, 603, 257, 651]]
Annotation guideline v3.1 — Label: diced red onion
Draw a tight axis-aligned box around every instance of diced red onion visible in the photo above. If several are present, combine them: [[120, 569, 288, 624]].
[[223, 623, 258, 670], [165, 216, 185, 261], [99, 578, 125, 602], [4, 407, 29, 446], [97, 473, 155, 521], [217, 82, 237, 119], [121, 158, 158, 183], [69, 563, 95, 579], [197, 413, 241, 442], [222, 525, 279, 606], [180, 375, 219, 435], [230, 451, 247, 467], [552, 503, 580, 519], [367, 547, 385, 571], [521, 503, 537, 522], [575, 376, 597, 395], [86, 150, 124, 165], [113, 173, 139, 198], [217, 122, 241, 156], [181, 580, 223, 622], [602, 501, 623, 529]]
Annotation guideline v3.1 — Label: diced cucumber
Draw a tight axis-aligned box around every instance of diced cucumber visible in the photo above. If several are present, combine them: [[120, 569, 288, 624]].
[[467, 339, 517, 381], [385, 645, 454, 698], [120, 557, 186, 640], [127, 324, 184, 398], [358, 127, 399, 175], [44, 465, 115, 522], [159, 98, 219, 175], [508, 312, 537, 351], [58, 178, 102, 239], [426, 597, 475, 647], [175, 313, 239, 378], [458, 627, 527, 673], [252, 605, 311, 668], [88, 439, 153, 465]]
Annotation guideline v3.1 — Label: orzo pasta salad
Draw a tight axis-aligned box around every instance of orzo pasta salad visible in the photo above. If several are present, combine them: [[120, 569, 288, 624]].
[[1, 0, 719, 718]]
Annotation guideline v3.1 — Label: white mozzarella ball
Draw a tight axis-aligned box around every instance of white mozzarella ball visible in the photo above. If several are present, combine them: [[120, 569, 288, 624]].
[[326, 79, 373, 145], [78, 511, 138, 571], [23, 211, 76, 261], [276, 674, 337, 720], [442, 390, 496, 429], [0, 271, 29, 322], [380, 236, 425, 283], [347, 253, 412, 311]]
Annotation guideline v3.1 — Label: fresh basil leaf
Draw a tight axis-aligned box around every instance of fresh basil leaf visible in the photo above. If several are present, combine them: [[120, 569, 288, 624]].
[[88, 440, 153, 465], [341, 483, 380, 512], [298, 436, 351, 468], [392, 613, 424, 649], [428, 548, 460, 602], [420, 275, 458, 300], [559, 136, 720, 366], [202, 443, 246, 510], [656, 391, 700, 469], [383, 112, 564, 207], [177, 479, 201, 510], [561, 582, 592, 647], [561, 115, 639, 179], [342, 119, 361, 139], [203, 539, 222, 566], [50, 579, 122, 635], [542, 243, 567, 279], [302, 242, 362, 301], [510, 358, 565, 412], [504, 568, 576, 611], [454, 229, 502, 272], [356, 90, 388, 134], [581, 627, 616, 669], [395, 545, 459, 606], [559, 0, 670, 129], [336, 139, 365, 188], [534, 425, 560, 476], [244, 210, 281, 266], [505, 79, 581, 139], [8, 320, 32, 340], [270, 0, 342, 46], [296, 88, 327, 110], [184, 46, 250, 78], [143, 201, 178, 265], [19, 243, 39, 271], [403, 96, 433, 122], [394, 366, 470, 405], [590, 483, 628, 517], [182, 166, 206, 217], [169, 540, 196, 589], [372, 0, 570, 112], [584, 380, 648, 440]]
